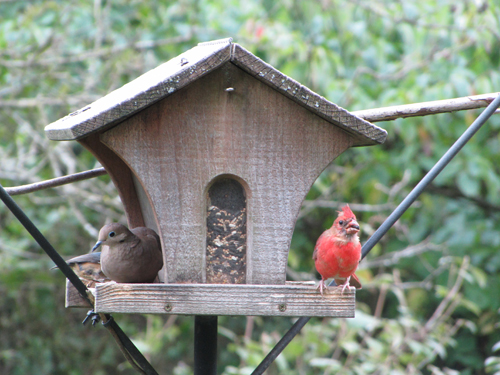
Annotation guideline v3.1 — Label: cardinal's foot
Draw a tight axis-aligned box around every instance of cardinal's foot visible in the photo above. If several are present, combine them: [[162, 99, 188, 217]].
[[339, 277, 351, 296], [317, 280, 328, 296]]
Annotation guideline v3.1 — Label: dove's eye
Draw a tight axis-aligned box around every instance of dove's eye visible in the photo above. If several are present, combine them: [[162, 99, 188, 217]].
[[338, 220, 344, 225], [109, 231, 116, 238]]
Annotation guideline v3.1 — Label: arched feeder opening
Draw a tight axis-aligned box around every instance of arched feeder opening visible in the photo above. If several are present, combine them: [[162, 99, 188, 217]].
[[206, 177, 247, 284]]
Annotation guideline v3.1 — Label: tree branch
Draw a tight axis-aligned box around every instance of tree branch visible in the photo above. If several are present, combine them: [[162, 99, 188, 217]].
[[423, 256, 469, 332], [0, 34, 193, 69], [359, 239, 443, 269], [0, 95, 101, 108], [353, 92, 499, 122], [301, 200, 393, 212], [426, 184, 500, 212], [4, 167, 107, 196]]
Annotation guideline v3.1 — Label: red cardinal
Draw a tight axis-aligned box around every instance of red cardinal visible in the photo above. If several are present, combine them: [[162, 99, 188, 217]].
[[313, 204, 362, 295]]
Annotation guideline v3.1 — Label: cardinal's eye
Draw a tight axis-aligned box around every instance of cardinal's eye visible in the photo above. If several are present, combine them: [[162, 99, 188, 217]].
[[338, 220, 344, 225], [109, 231, 116, 238]]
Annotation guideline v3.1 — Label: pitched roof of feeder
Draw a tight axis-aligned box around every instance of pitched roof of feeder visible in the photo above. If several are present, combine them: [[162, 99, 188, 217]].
[[45, 38, 387, 146]]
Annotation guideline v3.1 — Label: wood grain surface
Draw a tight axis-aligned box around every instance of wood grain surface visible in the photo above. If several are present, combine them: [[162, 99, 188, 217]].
[[89, 281, 355, 317]]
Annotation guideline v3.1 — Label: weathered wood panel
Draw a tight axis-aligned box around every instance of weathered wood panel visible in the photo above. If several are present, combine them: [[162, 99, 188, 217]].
[[100, 62, 352, 285], [65, 279, 93, 308], [79, 134, 145, 229], [91, 282, 355, 317], [45, 39, 233, 141], [230, 44, 387, 146]]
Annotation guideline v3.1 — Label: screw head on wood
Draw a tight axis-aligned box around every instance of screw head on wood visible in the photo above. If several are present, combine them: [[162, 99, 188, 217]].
[[278, 303, 287, 312], [164, 303, 173, 312]]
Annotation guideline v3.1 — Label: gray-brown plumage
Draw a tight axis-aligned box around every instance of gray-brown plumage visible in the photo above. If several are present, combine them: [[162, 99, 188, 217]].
[[91, 223, 163, 283], [51, 252, 111, 286]]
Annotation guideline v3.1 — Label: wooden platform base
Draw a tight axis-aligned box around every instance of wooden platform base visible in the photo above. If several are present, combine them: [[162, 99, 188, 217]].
[[65, 280, 355, 318]]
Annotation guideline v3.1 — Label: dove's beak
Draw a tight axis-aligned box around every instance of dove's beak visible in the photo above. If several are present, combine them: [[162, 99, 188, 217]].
[[91, 241, 103, 253]]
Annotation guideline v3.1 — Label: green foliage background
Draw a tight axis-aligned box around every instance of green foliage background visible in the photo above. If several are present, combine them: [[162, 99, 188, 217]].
[[1, 0, 500, 374]]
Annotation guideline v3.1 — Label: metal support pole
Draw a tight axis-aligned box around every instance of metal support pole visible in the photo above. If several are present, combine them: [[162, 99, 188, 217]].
[[194, 315, 218, 375]]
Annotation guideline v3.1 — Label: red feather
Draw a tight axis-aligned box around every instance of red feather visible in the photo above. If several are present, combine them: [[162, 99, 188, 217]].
[[313, 204, 362, 295]]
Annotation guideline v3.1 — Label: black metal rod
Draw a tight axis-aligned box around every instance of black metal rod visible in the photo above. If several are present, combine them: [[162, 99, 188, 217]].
[[0, 182, 92, 305], [251, 93, 500, 375], [106, 318, 159, 375], [251, 316, 310, 375], [194, 316, 218, 375]]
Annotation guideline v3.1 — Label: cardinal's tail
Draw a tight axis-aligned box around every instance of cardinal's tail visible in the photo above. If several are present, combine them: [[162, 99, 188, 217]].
[[349, 273, 362, 289]]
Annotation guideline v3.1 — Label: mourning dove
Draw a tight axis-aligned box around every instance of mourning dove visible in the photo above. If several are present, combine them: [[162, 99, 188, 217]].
[[91, 223, 163, 283], [51, 252, 111, 286]]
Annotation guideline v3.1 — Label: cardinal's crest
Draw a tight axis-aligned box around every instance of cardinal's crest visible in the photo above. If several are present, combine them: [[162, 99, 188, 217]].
[[338, 204, 355, 219]]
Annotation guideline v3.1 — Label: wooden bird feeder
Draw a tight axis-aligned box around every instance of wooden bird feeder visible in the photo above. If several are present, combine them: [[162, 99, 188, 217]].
[[45, 38, 387, 318]]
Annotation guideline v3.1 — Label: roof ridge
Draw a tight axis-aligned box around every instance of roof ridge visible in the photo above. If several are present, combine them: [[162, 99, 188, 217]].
[[45, 39, 387, 146]]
